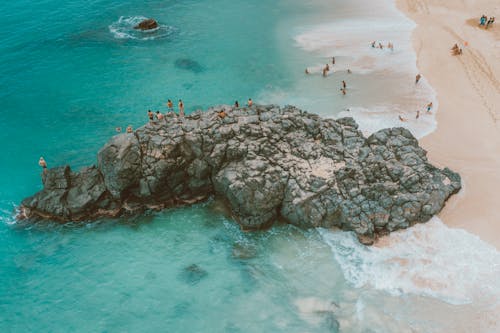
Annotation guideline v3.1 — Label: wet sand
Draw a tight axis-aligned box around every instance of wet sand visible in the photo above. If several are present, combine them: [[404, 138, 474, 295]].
[[396, 0, 500, 249]]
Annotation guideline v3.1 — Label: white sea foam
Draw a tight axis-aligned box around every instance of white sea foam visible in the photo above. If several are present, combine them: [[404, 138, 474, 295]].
[[109, 16, 176, 41], [288, 0, 439, 139], [294, 17, 416, 75], [319, 217, 500, 305]]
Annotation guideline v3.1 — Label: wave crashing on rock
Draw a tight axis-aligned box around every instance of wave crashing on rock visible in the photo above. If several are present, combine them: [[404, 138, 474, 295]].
[[109, 16, 176, 41], [19, 105, 461, 244]]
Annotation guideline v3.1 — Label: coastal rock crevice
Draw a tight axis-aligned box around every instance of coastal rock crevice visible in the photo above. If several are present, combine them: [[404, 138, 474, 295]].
[[19, 105, 461, 243]]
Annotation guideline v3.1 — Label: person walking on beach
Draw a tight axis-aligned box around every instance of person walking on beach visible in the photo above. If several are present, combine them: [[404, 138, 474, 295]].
[[340, 88, 346, 95], [415, 74, 421, 84], [426, 102, 433, 113], [480, 15, 487, 26], [167, 99, 174, 111], [342, 80, 346, 89], [371, 41, 376, 48], [332, 56, 335, 65], [38, 157, 48, 173], [247, 98, 253, 107], [486, 17, 495, 29], [416, 110, 420, 119], [378, 42, 383, 49], [388, 42, 394, 51], [398, 115, 406, 122], [178, 100, 185, 117]]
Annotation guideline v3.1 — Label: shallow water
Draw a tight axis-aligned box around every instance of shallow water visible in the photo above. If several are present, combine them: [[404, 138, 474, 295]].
[[1, 0, 499, 332]]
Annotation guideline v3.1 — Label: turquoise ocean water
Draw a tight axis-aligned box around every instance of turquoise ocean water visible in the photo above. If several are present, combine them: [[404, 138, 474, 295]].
[[1, 0, 499, 332]]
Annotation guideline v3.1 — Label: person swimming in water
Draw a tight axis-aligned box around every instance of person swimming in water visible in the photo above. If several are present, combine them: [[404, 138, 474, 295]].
[[115, 127, 122, 133], [305, 68, 310, 74]]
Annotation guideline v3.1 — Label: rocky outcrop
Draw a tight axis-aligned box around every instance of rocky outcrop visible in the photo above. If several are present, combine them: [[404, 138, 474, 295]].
[[134, 18, 158, 31], [19, 105, 461, 243]]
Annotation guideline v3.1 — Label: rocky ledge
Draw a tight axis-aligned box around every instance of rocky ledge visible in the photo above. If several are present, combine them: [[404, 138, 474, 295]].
[[19, 105, 461, 244]]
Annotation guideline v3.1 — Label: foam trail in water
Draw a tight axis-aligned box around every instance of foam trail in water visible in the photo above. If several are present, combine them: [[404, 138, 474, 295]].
[[319, 217, 500, 305]]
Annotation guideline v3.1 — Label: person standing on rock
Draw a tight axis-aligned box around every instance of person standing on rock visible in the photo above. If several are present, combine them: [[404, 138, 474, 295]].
[[126, 125, 133, 133], [247, 98, 253, 107], [156, 111, 164, 121], [167, 99, 174, 111], [38, 157, 47, 173], [178, 100, 185, 117], [234, 101, 239, 108], [148, 110, 154, 121]]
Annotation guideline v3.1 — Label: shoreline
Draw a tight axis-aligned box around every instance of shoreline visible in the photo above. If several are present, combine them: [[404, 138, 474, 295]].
[[395, 0, 500, 249]]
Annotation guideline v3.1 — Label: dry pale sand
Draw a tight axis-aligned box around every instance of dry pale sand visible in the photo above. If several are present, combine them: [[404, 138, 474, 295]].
[[396, 0, 500, 249]]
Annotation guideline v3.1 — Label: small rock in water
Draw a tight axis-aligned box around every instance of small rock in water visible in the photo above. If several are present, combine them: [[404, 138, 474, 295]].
[[179, 264, 208, 285], [134, 18, 158, 31], [174, 58, 203, 73]]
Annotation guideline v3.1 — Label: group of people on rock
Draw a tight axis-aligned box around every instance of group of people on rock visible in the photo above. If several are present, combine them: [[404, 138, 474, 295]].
[[479, 15, 495, 29], [135, 98, 255, 124]]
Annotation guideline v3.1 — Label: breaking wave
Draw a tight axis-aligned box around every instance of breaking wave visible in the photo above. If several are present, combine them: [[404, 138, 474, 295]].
[[319, 217, 500, 305]]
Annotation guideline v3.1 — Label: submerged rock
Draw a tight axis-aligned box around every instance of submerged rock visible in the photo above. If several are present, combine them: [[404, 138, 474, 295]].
[[133, 18, 158, 31], [174, 58, 203, 73], [19, 105, 461, 243], [179, 264, 208, 285]]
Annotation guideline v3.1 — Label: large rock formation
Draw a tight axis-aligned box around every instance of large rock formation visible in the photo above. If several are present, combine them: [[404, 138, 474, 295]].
[[19, 105, 461, 244]]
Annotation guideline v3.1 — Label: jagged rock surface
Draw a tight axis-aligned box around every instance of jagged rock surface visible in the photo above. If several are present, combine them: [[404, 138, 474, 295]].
[[19, 105, 461, 243], [133, 18, 158, 31]]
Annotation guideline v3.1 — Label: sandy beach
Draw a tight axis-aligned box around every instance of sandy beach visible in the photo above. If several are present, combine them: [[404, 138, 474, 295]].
[[395, 0, 500, 249]]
